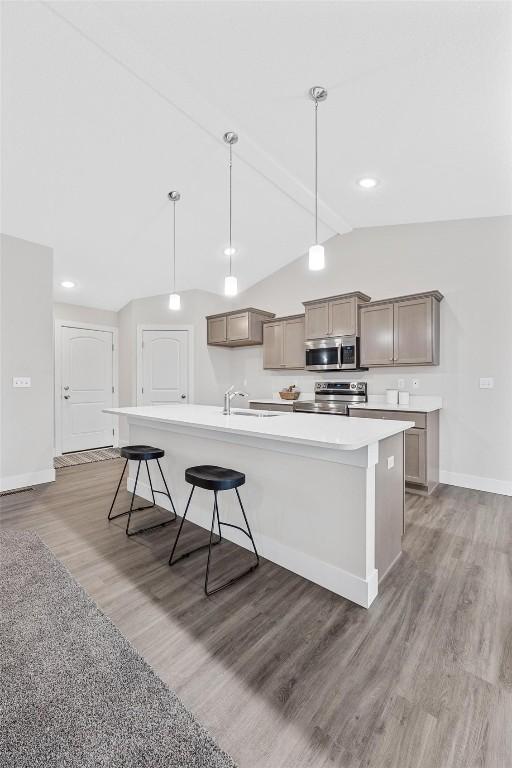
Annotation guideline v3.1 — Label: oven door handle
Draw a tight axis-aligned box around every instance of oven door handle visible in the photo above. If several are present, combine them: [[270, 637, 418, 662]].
[[338, 343, 343, 368]]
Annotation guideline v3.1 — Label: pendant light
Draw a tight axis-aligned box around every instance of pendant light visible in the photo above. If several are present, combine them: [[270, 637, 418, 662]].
[[223, 131, 238, 296], [308, 86, 328, 271], [168, 191, 181, 310]]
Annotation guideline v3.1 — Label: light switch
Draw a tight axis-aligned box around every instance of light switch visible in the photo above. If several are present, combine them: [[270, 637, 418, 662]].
[[13, 377, 31, 388], [387, 455, 395, 470], [397, 378, 405, 390], [479, 378, 494, 389]]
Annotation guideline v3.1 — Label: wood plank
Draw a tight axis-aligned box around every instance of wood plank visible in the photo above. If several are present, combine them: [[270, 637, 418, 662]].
[[1, 460, 511, 768]]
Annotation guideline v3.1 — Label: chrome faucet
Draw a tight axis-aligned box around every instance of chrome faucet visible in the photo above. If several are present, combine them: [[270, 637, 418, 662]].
[[223, 385, 249, 415]]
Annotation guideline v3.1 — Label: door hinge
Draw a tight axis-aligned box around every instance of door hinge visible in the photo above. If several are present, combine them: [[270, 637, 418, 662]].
[[141, 386, 144, 394], [112, 386, 114, 393], [112, 428, 114, 436], [112, 344, 114, 351]]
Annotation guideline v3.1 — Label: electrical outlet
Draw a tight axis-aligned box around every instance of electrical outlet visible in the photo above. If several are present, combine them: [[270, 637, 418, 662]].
[[13, 377, 31, 388], [387, 455, 395, 470], [397, 378, 405, 390], [412, 379, 420, 390], [479, 377, 494, 389]]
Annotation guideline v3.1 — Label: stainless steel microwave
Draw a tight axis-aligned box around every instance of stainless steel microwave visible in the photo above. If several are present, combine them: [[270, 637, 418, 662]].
[[305, 335, 366, 371]]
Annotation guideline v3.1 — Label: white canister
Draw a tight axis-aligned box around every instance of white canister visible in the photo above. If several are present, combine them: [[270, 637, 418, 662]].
[[386, 389, 399, 405], [398, 390, 410, 406]]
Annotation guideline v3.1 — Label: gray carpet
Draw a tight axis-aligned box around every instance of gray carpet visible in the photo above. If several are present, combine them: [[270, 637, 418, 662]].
[[54, 447, 121, 468], [0, 529, 237, 768]]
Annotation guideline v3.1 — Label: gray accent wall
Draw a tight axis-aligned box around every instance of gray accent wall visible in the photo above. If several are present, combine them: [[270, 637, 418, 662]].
[[228, 216, 512, 494], [1, 234, 54, 490]]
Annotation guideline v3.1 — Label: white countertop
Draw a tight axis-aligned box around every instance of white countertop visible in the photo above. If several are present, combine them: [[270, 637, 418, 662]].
[[349, 395, 442, 413], [105, 404, 414, 451], [250, 394, 442, 413]]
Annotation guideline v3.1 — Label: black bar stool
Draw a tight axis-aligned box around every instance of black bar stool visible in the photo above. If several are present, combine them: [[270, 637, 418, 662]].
[[168, 465, 259, 596], [108, 445, 177, 537]]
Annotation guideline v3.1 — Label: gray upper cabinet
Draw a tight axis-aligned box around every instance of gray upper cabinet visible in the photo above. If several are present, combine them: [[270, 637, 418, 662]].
[[360, 291, 443, 367], [207, 315, 227, 345], [360, 303, 394, 366], [263, 322, 283, 369], [394, 296, 437, 365], [206, 308, 275, 347], [263, 314, 305, 369], [283, 316, 306, 368], [226, 312, 249, 342], [303, 292, 371, 340], [304, 302, 329, 339]]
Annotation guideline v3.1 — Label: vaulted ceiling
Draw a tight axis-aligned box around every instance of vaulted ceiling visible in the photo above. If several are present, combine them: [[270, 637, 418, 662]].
[[2, 1, 511, 310]]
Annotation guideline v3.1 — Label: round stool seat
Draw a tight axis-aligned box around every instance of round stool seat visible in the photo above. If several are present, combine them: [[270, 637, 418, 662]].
[[121, 445, 164, 461], [185, 465, 245, 492]]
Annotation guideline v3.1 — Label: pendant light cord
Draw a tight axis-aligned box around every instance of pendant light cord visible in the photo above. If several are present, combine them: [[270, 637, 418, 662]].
[[314, 98, 318, 245], [172, 200, 176, 292], [229, 142, 233, 276]]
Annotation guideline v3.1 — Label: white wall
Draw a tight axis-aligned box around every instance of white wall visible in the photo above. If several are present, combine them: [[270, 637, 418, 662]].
[[228, 216, 512, 495], [117, 289, 232, 444], [54, 302, 119, 327], [0, 234, 55, 490]]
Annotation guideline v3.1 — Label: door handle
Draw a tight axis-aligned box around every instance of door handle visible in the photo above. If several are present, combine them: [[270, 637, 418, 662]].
[[64, 395, 71, 399], [64, 385, 70, 391], [180, 394, 187, 399]]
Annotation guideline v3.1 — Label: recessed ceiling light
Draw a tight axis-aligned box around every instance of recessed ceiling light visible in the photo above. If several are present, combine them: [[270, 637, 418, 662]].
[[358, 177, 379, 189], [61, 280, 75, 288]]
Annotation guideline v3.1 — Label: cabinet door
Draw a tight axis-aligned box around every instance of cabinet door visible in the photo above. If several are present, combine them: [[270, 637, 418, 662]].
[[263, 322, 283, 368], [360, 304, 394, 366], [404, 428, 427, 484], [227, 312, 249, 341], [394, 297, 433, 364], [283, 317, 305, 369], [305, 303, 329, 339], [207, 316, 227, 344], [329, 298, 356, 337]]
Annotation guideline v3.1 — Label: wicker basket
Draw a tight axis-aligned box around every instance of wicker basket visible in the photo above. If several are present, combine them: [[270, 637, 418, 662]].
[[279, 390, 300, 401]]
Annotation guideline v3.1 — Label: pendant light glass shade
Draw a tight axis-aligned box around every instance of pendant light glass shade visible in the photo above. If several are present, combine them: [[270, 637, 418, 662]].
[[169, 292, 181, 310], [308, 244, 325, 271], [224, 275, 238, 296], [308, 86, 327, 271]]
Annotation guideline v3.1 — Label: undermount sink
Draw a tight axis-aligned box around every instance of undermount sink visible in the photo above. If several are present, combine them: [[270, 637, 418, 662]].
[[229, 409, 280, 418]]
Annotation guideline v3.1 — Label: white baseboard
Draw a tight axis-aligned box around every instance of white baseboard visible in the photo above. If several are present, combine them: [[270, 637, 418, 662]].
[[0, 467, 55, 492], [439, 470, 512, 497], [127, 477, 378, 608]]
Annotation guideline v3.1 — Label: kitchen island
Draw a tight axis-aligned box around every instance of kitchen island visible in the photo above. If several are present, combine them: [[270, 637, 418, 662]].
[[106, 404, 413, 607]]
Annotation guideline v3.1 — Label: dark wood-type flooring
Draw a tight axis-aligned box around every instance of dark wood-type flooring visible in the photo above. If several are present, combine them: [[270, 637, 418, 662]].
[[1, 458, 511, 767]]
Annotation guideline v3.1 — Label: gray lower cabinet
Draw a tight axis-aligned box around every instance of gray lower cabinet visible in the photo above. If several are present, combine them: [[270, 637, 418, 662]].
[[263, 314, 305, 369], [206, 308, 275, 347], [348, 408, 439, 495], [360, 291, 443, 367]]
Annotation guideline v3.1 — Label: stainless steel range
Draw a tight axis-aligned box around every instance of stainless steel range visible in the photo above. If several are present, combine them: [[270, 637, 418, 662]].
[[293, 380, 367, 415]]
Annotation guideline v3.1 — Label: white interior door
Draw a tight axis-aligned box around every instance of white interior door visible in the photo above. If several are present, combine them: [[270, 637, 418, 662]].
[[61, 327, 114, 452], [141, 329, 189, 406]]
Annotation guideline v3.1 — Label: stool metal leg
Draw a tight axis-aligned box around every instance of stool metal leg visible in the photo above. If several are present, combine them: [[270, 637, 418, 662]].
[[108, 459, 154, 522], [168, 486, 221, 566], [156, 458, 177, 520], [108, 459, 129, 520], [204, 487, 259, 597], [108, 457, 176, 537]]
